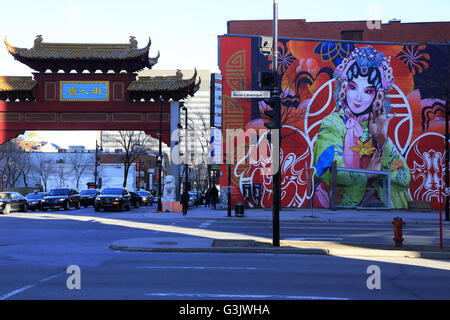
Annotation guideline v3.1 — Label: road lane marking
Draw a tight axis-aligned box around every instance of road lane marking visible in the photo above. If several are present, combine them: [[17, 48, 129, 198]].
[[199, 220, 214, 228], [0, 273, 64, 300], [144, 292, 348, 300], [285, 238, 344, 241], [137, 266, 257, 270]]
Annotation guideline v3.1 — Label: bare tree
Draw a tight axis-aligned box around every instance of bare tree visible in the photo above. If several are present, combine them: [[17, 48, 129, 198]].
[[186, 110, 210, 165], [191, 162, 209, 194], [0, 140, 29, 188], [21, 155, 32, 188], [31, 153, 55, 192], [68, 152, 91, 189], [54, 158, 66, 188], [184, 110, 212, 192], [102, 131, 154, 187]]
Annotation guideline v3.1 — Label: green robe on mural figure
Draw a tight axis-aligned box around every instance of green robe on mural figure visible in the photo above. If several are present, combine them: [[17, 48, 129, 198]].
[[313, 110, 411, 209]]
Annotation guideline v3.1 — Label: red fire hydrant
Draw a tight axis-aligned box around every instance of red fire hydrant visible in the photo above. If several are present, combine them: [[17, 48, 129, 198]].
[[392, 217, 406, 248]]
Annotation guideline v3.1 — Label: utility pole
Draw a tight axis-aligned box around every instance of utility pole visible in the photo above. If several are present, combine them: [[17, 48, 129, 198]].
[[183, 106, 189, 191], [227, 154, 232, 217], [157, 95, 163, 212], [94, 140, 100, 188], [271, 0, 281, 247], [446, 92, 449, 221]]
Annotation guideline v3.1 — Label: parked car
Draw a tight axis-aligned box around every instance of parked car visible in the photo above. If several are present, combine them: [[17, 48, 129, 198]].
[[26, 192, 46, 211], [0, 192, 28, 214], [41, 188, 81, 211], [188, 192, 198, 207], [129, 192, 142, 208], [80, 189, 100, 208], [95, 188, 131, 212], [135, 190, 152, 206]]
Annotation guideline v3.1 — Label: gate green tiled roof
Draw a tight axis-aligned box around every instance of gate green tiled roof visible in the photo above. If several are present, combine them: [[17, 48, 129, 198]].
[[0, 76, 36, 91], [128, 70, 201, 101], [5, 36, 159, 73]]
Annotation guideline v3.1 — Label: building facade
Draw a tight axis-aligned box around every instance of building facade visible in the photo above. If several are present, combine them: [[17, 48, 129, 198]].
[[219, 19, 449, 210], [227, 19, 450, 43]]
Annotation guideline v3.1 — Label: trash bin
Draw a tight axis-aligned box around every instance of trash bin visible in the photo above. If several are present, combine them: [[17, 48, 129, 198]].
[[235, 202, 244, 217]]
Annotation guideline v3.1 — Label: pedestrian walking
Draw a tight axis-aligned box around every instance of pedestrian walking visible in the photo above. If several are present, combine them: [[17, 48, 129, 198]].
[[180, 190, 190, 215], [205, 190, 210, 207], [209, 186, 218, 210]]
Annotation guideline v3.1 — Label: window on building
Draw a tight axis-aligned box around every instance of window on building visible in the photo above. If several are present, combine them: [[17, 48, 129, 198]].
[[340, 30, 363, 41]]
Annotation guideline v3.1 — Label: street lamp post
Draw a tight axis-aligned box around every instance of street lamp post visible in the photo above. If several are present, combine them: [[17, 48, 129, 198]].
[[138, 161, 144, 190], [228, 159, 232, 217], [157, 95, 163, 212], [224, 152, 232, 217], [182, 106, 188, 191], [446, 93, 449, 221], [94, 139, 102, 188], [271, 0, 281, 247]]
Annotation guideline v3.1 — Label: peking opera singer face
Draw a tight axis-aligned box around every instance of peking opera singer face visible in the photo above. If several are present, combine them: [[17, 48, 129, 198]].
[[345, 76, 376, 115]]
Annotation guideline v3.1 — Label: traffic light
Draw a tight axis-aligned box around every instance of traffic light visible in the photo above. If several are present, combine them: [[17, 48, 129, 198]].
[[258, 71, 274, 89], [263, 97, 281, 130]]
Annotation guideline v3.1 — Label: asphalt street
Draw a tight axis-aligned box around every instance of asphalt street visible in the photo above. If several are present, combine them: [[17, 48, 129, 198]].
[[0, 206, 450, 300]]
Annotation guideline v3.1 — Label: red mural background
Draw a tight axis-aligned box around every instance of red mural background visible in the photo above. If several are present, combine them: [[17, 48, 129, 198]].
[[219, 35, 448, 210]]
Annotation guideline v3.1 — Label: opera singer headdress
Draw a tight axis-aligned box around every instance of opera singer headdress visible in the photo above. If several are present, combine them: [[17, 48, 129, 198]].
[[333, 46, 395, 113]]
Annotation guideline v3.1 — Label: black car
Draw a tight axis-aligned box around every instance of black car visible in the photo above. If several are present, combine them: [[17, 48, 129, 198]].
[[95, 188, 131, 212], [26, 192, 46, 211], [0, 192, 28, 214], [41, 188, 81, 211], [129, 192, 142, 208], [80, 189, 100, 208], [135, 190, 153, 206]]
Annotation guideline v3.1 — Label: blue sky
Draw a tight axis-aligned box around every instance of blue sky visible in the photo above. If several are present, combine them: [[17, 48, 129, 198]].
[[0, 0, 449, 148]]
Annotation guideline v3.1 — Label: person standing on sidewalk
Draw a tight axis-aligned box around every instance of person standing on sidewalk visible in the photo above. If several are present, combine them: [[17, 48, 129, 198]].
[[209, 186, 218, 210], [180, 190, 190, 215], [205, 190, 210, 207]]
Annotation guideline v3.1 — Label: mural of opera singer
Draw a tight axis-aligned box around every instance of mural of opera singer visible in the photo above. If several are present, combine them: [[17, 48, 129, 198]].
[[312, 46, 411, 209]]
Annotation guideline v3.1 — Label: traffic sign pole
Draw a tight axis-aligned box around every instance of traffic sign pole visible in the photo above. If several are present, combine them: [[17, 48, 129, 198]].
[[271, 0, 280, 247]]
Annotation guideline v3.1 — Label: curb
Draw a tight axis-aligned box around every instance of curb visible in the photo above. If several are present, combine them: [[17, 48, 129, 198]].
[[109, 244, 326, 255], [109, 244, 450, 259], [180, 216, 448, 225]]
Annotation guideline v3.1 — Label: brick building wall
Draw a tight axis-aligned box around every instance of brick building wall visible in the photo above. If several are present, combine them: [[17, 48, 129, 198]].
[[227, 19, 450, 42]]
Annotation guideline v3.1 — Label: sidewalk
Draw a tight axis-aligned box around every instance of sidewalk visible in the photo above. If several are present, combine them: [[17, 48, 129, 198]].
[[139, 205, 449, 224], [109, 205, 450, 259]]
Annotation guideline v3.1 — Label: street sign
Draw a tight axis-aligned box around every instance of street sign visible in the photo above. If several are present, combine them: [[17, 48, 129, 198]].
[[210, 73, 222, 128], [231, 91, 271, 99], [2, 175, 6, 182]]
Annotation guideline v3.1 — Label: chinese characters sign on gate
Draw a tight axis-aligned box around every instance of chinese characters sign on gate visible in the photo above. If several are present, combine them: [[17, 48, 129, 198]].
[[60, 81, 109, 101]]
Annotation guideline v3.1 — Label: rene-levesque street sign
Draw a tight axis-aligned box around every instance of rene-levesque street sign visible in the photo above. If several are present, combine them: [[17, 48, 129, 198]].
[[231, 91, 271, 99]]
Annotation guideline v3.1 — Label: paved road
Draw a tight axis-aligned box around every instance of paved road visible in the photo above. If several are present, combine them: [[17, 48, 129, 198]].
[[1, 207, 450, 300], [160, 219, 450, 246], [19, 206, 450, 246]]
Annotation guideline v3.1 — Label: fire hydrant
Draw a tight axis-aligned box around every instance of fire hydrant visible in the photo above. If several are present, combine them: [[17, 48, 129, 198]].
[[392, 217, 406, 248]]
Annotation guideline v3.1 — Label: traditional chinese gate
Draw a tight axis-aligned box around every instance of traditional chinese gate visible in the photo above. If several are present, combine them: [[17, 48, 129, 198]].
[[0, 36, 200, 146], [0, 36, 200, 204]]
